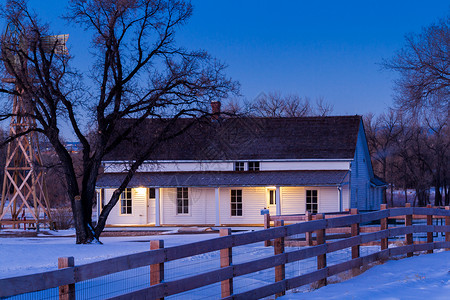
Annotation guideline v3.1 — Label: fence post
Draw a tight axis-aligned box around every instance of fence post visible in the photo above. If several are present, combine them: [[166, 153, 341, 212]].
[[220, 228, 233, 298], [58, 257, 75, 300], [305, 211, 313, 246], [446, 206, 450, 251], [405, 203, 413, 257], [274, 220, 285, 298], [350, 208, 360, 276], [315, 214, 327, 287], [150, 240, 164, 300], [264, 214, 271, 247], [426, 204, 433, 254], [380, 204, 388, 250]]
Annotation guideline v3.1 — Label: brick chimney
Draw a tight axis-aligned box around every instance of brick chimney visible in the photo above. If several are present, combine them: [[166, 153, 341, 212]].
[[211, 101, 221, 120]]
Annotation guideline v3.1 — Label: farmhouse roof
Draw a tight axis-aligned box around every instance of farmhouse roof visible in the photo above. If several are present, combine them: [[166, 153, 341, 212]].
[[96, 170, 349, 188], [104, 115, 361, 161]]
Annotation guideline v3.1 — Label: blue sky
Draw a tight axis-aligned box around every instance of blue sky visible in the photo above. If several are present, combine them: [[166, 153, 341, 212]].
[[21, 0, 450, 116]]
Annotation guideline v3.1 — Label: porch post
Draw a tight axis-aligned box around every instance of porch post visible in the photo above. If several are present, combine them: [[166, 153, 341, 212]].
[[215, 187, 220, 226], [155, 188, 160, 227], [276, 186, 281, 216], [338, 186, 342, 212]]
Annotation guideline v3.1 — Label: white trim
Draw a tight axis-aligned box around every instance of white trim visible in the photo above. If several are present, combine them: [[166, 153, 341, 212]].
[[103, 158, 354, 164], [275, 186, 281, 216], [215, 187, 220, 226], [155, 188, 160, 226]]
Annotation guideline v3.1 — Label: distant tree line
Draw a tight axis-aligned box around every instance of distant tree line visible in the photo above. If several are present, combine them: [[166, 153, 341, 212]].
[[365, 14, 450, 207]]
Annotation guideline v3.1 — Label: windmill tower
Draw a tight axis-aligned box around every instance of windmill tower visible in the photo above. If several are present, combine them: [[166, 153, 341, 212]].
[[0, 22, 68, 229]]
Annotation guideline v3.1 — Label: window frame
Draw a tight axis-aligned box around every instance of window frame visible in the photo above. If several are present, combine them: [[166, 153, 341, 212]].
[[306, 189, 318, 213], [268, 189, 276, 206], [248, 161, 260, 171], [149, 188, 156, 199], [176, 187, 189, 215], [120, 188, 132, 215], [234, 161, 245, 171], [230, 189, 243, 217]]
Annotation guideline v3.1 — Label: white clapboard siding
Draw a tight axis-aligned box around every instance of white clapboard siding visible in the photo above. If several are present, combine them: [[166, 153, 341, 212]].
[[318, 187, 339, 213], [219, 187, 265, 224], [147, 194, 155, 224], [342, 185, 350, 211], [351, 122, 372, 210], [281, 187, 305, 215], [104, 188, 147, 225], [161, 187, 215, 225]]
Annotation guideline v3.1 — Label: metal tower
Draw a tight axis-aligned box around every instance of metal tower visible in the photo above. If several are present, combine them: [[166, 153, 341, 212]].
[[0, 22, 68, 228]]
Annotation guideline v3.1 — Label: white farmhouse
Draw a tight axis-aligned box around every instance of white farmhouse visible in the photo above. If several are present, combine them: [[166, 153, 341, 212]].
[[96, 107, 385, 226]]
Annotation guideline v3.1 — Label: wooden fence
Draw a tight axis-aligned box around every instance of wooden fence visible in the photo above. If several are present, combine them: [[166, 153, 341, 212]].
[[1, 205, 449, 300]]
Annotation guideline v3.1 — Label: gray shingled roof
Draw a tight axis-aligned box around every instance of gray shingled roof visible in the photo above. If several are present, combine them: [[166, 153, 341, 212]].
[[97, 170, 349, 188], [104, 116, 362, 161]]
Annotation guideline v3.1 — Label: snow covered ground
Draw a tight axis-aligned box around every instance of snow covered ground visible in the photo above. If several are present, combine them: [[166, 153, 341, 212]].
[[1, 229, 449, 299], [282, 250, 450, 300]]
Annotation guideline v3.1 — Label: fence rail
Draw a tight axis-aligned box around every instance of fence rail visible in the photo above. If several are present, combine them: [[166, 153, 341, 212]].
[[1, 205, 449, 299]]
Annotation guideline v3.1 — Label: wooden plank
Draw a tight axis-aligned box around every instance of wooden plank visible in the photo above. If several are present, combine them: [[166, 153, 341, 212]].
[[434, 241, 450, 249], [285, 219, 327, 236], [264, 214, 270, 247], [328, 257, 363, 276], [165, 235, 233, 261], [350, 209, 360, 263], [426, 205, 433, 254], [389, 244, 414, 257], [360, 210, 388, 223], [326, 214, 360, 228], [327, 235, 361, 253], [233, 253, 287, 277], [0, 268, 74, 298], [228, 280, 287, 300], [315, 214, 327, 287], [388, 226, 409, 237], [413, 225, 434, 233], [286, 269, 328, 291], [75, 249, 166, 282], [389, 207, 411, 217], [274, 220, 285, 297], [271, 215, 306, 222], [150, 240, 164, 300], [232, 226, 286, 247], [58, 257, 75, 300], [413, 243, 434, 252], [109, 283, 166, 300], [286, 244, 327, 263], [405, 203, 413, 257], [220, 229, 233, 298], [447, 207, 450, 251], [380, 204, 388, 251], [305, 211, 313, 246], [165, 267, 233, 296]]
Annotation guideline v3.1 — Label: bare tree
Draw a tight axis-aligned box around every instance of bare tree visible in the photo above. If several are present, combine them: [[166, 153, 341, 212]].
[[248, 92, 332, 117], [0, 0, 237, 243], [384, 16, 450, 114]]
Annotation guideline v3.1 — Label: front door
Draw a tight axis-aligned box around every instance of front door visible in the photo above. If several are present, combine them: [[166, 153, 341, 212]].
[[267, 188, 276, 215], [147, 188, 155, 224]]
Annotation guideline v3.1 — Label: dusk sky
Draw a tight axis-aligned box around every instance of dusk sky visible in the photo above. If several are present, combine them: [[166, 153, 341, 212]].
[[23, 0, 450, 116]]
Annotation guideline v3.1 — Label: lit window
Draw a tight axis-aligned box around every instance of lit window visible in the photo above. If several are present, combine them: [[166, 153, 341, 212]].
[[234, 162, 245, 171], [177, 187, 189, 214], [231, 189, 243, 216], [306, 190, 318, 213], [269, 189, 276, 205], [149, 188, 156, 199], [248, 161, 260, 171], [120, 188, 132, 214]]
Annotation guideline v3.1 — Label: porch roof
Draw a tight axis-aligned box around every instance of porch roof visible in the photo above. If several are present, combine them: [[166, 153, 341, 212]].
[[96, 170, 349, 188]]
